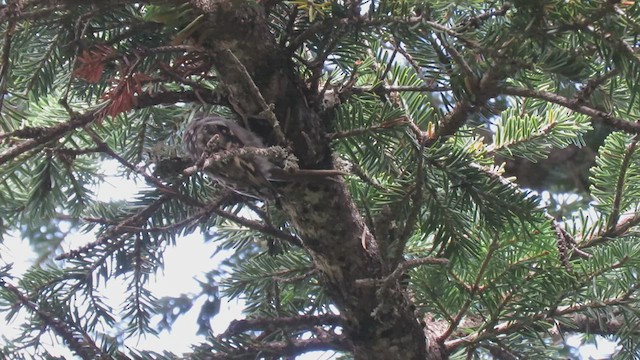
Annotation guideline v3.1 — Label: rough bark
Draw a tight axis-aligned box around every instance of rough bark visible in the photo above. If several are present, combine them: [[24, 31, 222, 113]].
[[191, 2, 437, 359]]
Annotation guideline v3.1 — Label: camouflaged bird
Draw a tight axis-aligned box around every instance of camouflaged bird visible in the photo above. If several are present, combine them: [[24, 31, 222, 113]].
[[183, 115, 348, 200], [182, 115, 280, 200]]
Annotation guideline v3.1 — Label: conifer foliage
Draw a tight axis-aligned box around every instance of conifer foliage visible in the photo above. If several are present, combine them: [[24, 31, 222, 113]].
[[1, 1, 640, 359]]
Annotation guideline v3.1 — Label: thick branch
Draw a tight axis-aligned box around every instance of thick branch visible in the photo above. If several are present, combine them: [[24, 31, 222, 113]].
[[224, 314, 343, 336]]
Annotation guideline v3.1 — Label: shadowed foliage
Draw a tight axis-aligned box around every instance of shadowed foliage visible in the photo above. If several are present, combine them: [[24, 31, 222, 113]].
[[1, 1, 640, 359]]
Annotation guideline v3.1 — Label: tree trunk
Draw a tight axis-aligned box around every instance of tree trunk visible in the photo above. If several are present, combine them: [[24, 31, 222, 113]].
[[192, 2, 440, 359]]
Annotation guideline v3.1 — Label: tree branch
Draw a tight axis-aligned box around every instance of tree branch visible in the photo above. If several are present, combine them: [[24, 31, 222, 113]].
[[0, 15, 14, 116], [557, 311, 639, 336], [445, 267, 637, 352], [223, 314, 343, 337], [0, 108, 101, 165], [212, 207, 303, 246], [500, 85, 640, 134], [0, 279, 111, 360], [580, 212, 640, 250], [56, 196, 171, 260], [203, 335, 351, 359], [135, 89, 228, 109]]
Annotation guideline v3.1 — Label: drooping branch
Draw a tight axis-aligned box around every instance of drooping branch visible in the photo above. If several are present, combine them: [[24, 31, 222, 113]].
[[0, 87, 224, 163], [0, 110, 99, 166], [0, 279, 112, 360]]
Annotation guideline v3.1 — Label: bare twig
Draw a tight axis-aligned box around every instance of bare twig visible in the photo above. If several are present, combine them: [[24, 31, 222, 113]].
[[326, 116, 409, 140], [212, 207, 303, 246], [279, 5, 299, 48], [571, 68, 621, 105], [439, 238, 500, 342], [436, 34, 475, 83], [158, 61, 213, 95], [220, 48, 287, 144], [346, 160, 388, 192], [393, 144, 426, 267], [86, 127, 200, 205], [78, 202, 221, 235], [457, 2, 512, 30], [135, 88, 228, 108], [0, 126, 47, 140]]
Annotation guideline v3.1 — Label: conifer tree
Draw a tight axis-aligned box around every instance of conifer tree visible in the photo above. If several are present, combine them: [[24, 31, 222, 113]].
[[1, 1, 640, 359]]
